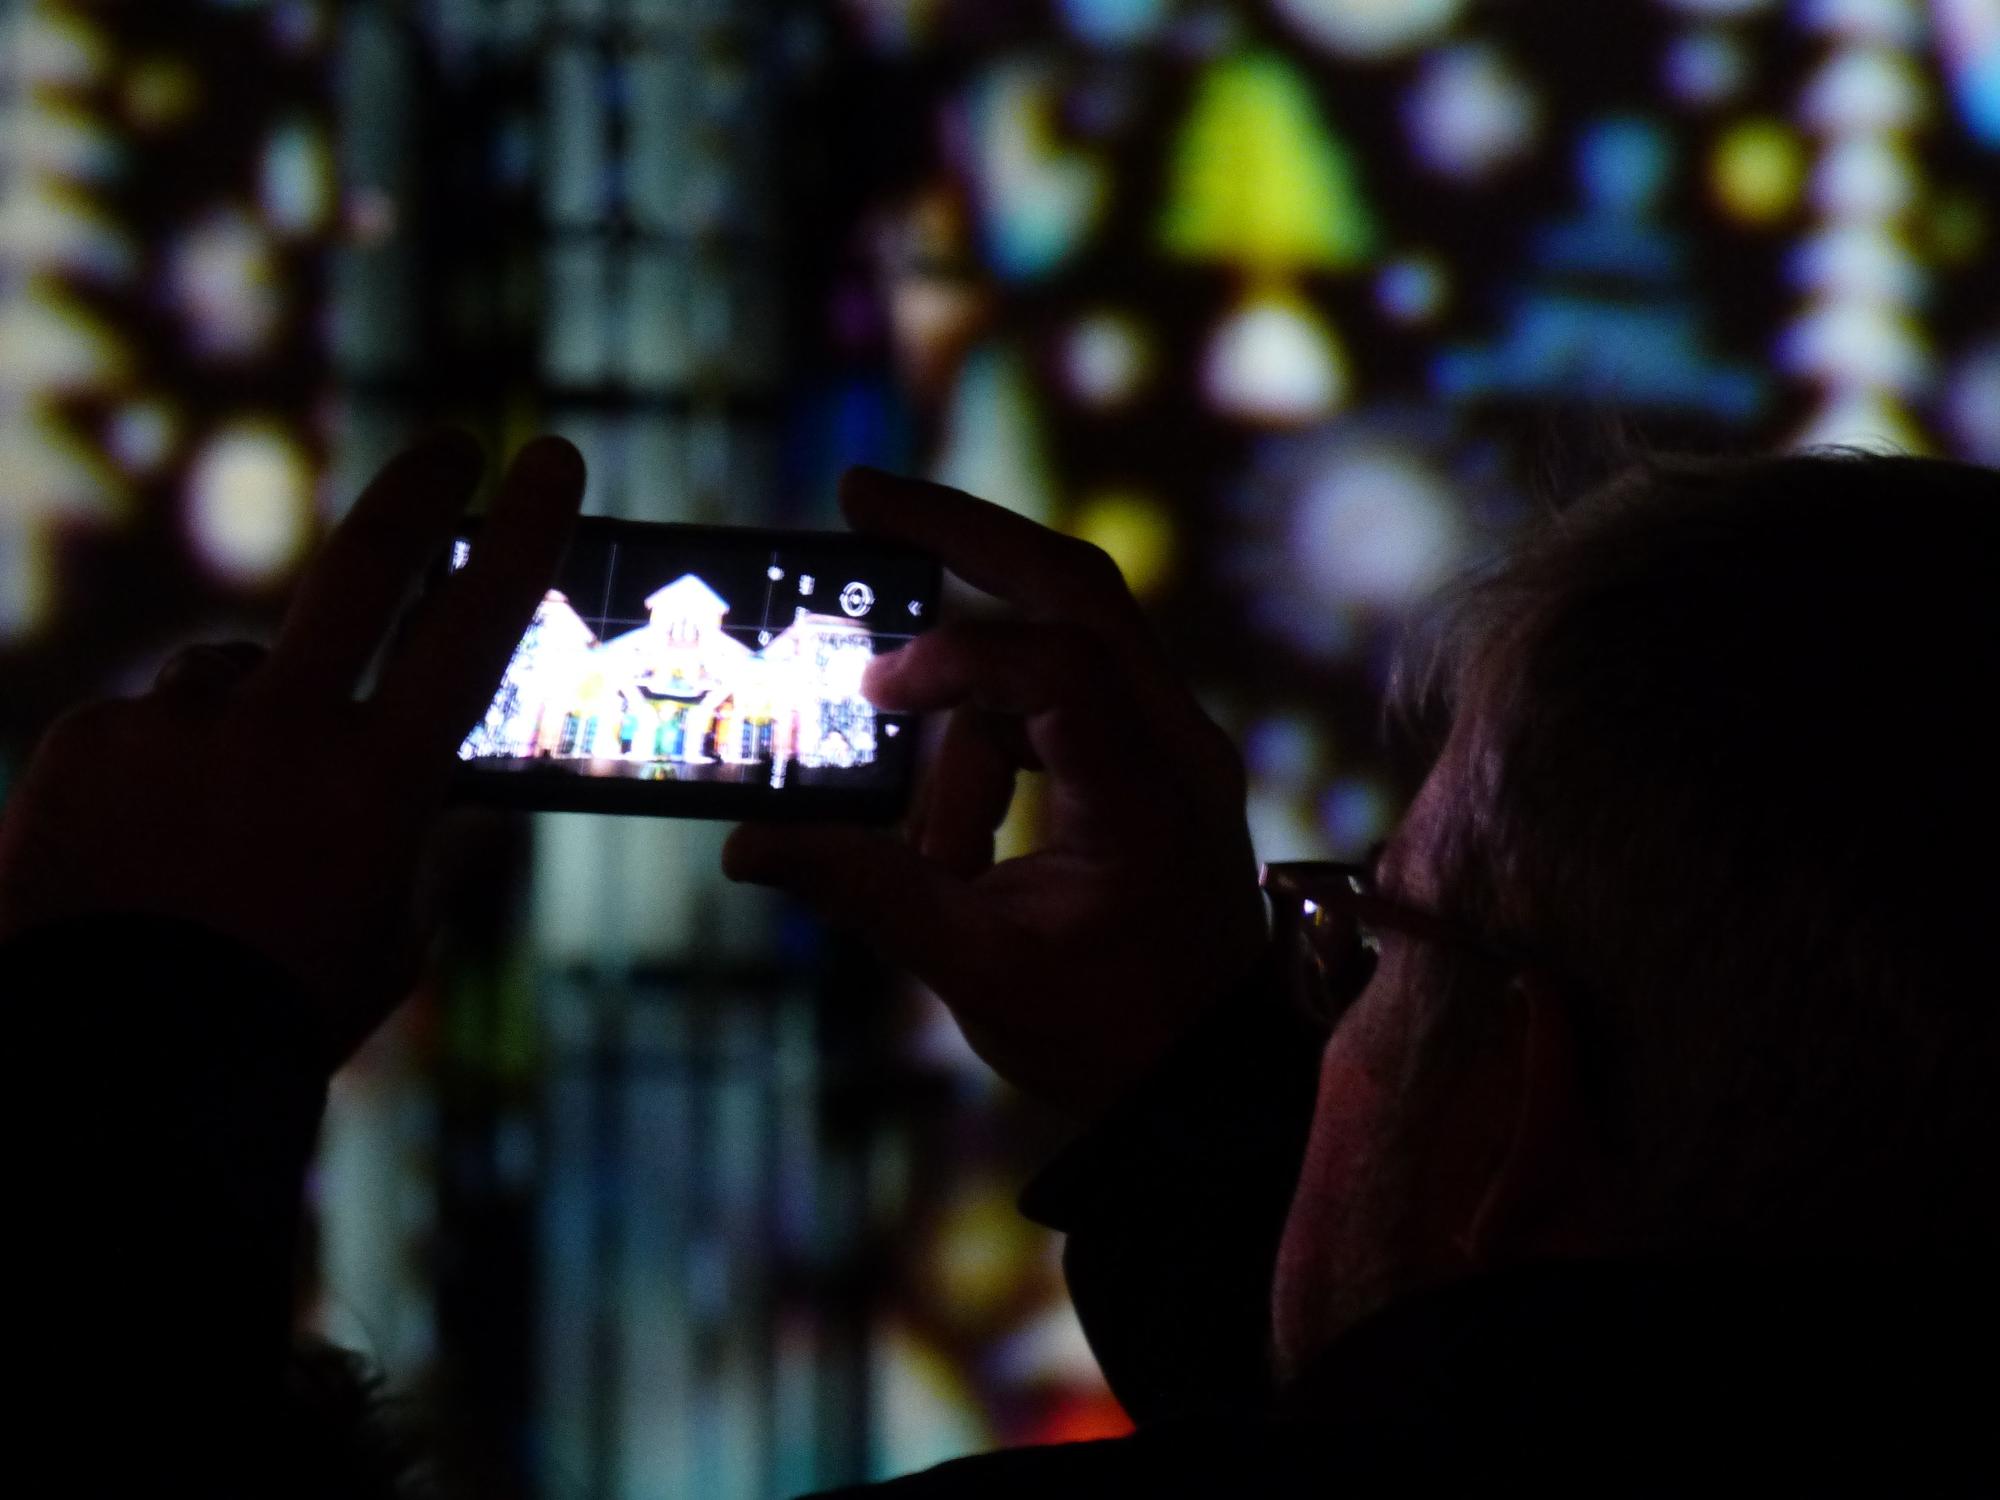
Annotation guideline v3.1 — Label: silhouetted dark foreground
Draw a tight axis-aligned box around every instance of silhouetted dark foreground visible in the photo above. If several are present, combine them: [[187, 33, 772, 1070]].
[[4, 445, 1995, 1494]]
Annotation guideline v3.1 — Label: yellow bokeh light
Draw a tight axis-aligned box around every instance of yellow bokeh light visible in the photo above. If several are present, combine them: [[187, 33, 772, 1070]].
[[0, 408, 126, 639], [993, 772, 1042, 864], [928, 1181, 1043, 1325], [1929, 190, 1987, 264], [18, 5, 113, 89], [1711, 118, 1805, 225], [123, 55, 201, 131], [1069, 489, 1176, 600], [15, 100, 125, 184], [0, 176, 137, 280], [0, 289, 131, 388], [1161, 53, 1377, 274]]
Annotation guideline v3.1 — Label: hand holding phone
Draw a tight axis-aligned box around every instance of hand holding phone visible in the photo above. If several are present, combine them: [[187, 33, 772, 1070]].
[[0, 435, 585, 1061], [723, 469, 1268, 1117]]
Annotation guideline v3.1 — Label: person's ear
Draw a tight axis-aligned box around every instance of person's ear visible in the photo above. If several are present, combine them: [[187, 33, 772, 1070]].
[[1459, 969, 1587, 1265]]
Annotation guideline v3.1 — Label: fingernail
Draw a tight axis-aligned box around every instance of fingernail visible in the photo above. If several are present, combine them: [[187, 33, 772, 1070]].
[[860, 649, 903, 702]]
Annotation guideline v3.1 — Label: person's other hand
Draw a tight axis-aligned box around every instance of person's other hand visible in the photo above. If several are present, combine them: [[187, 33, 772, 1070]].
[[0, 433, 584, 1062], [723, 469, 1266, 1117]]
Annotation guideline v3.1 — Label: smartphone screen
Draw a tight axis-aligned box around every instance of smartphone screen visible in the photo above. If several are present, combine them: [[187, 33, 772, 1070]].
[[446, 517, 939, 820]]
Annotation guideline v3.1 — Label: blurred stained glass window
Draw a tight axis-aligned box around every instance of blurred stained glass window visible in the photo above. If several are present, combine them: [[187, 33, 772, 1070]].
[[2, 2, 1997, 1497]]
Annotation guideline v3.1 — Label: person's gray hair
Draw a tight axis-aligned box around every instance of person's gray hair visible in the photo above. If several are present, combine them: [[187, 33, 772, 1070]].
[[1392, 449, 1999, 1255]]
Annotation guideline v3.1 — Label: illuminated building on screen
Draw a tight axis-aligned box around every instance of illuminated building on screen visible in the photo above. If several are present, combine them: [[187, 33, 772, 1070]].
[[460, 580, 880, 785]]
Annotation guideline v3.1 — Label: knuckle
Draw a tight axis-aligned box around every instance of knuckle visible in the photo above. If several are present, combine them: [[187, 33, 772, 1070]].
[[34, 698, 150, 767], [923, 619, 978, 657], [1032, 621, 1107, 689]]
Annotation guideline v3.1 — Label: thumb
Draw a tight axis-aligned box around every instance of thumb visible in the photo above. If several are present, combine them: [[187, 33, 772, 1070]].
[[722, 823, 985, 989]]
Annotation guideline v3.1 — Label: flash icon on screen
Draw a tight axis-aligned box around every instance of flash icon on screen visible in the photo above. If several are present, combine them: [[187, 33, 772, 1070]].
[[799, 574, 815, 595], [840, 581, 875, 617]]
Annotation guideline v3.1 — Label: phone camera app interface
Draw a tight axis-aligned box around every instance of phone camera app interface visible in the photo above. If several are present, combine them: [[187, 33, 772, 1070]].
[[453, 529, 931, 791]]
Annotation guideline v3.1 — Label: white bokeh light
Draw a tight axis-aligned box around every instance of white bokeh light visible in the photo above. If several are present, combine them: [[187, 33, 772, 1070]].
[[1288, 446, 1464, 610], [1403, 43, 1540, 180], [167, 208, 285, 358], [1202, 291, 1349, 425], [1062, 311, 1152, 406], [1797, 46, 1929, 133], [1269, 0, 1467, 60], [185, 422, 314, 586]]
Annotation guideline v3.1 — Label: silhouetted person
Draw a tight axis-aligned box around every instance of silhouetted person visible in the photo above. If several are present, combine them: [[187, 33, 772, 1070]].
[[2, 438, 1994, 1494]]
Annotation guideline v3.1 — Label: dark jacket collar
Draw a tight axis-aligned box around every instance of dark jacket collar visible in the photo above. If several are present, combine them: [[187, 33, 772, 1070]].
[[1271, 1256, 1998, 1484], [812, 1260, 1996, 1495]]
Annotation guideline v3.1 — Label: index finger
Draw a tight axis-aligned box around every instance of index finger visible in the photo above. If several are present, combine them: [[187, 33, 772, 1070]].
[[863, 619, 1159, 820], [264, 431, 486, 701], [377, 436, 586, 750], [839, 468, 1152, 649]]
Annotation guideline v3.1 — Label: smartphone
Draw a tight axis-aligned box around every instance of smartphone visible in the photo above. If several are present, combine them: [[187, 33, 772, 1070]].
[[444, 516, 940, 820]]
